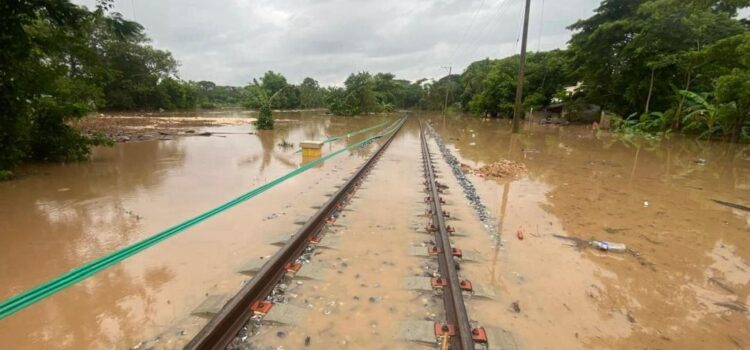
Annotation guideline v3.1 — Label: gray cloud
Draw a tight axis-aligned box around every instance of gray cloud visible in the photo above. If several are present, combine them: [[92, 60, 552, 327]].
[[75, 0, 601, 86]]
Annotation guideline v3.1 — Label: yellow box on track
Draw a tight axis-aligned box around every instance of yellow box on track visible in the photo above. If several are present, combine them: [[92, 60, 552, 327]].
[[300, 140, 324, 157]]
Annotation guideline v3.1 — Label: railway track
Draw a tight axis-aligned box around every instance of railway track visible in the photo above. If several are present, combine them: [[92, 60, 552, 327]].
[[420, 122, 485, 350], [185, 118, 496, 350], [185, 118, 405, 350]]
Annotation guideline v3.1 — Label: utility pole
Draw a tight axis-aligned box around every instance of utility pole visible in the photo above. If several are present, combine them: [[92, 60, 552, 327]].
[[441, 66, 452, 119], [512, 0, 531, 133]]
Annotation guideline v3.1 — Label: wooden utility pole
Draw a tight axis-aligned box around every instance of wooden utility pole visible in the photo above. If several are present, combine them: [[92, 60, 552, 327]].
[[441, 66, 452, 119], [512, 0, 531, 133]]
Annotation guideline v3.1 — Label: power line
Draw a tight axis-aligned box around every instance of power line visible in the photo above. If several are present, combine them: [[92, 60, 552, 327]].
[[462, 0, 514, 64], [511, 1, 525, 53], [537, 0, 545, 52], [446, 0, 489, 65]]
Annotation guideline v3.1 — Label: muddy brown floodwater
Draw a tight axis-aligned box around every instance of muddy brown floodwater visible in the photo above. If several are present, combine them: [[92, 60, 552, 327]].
[[431, 116, 750, 349], [0, 111, 391, 349], [0, 111, 748, 350]]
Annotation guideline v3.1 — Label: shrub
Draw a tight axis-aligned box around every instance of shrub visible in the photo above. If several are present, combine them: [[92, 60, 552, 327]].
[[255, 105, 274, 130]]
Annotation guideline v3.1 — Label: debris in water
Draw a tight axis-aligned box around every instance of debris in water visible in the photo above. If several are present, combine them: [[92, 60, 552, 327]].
[[708, 277, 735, 294], [552, 235, 627, 253], [713, 199, 750, 212], [511, 301, 521, 313], [552, 234, 588, 249], [604, 227, 628, 234], [589, 240, 627, 253], [715, 301, 748, 313], [461, 160, 527, 179]]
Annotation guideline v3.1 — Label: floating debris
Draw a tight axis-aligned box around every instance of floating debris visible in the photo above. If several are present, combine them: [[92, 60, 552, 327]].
[[713, 199, 750, 212], [715, 301, 748, 313], [511, 301, 521, 313], [460, 160, 527, 179]]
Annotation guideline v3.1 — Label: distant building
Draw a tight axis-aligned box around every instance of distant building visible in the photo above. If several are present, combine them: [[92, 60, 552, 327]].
[[544, 82, 602, 123], [551, 82, 584, 104], [565, 82, 583, 96]]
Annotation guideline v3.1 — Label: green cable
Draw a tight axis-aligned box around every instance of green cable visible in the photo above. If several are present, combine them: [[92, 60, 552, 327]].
[[0, 117, 406, 320], [323, 119, 389, 143], [294, 119, 390, 154]]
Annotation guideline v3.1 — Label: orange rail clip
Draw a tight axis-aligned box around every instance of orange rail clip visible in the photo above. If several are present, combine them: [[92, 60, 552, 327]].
[[250, 300, 273, 314], [284, 262, 302, 273]]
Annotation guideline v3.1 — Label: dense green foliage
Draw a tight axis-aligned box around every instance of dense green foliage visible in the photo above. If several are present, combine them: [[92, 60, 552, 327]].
[[459, 50, 573, 117], [568, 0, 750, 141], [243, 71, 301, 110], [1, 1, 115, 175], [0, 1, 231, 176], [326, 72, 433, 115], [195, 81, 244, 108]]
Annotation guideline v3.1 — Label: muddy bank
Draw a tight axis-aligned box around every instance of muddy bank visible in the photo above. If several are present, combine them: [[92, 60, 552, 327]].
[[73, 113, 256, 142]]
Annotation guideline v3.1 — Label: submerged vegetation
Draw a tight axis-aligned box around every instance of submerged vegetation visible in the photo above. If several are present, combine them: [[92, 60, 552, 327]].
[[1, 0, 748, 177]]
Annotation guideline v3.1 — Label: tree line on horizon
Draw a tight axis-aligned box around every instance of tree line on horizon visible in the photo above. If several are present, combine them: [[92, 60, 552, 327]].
[[1, 0, 749, 178], [209, 0, 750, 143]]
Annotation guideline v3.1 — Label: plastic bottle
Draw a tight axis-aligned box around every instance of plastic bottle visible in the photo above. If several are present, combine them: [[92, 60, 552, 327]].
[[589, 240, 627, 253]]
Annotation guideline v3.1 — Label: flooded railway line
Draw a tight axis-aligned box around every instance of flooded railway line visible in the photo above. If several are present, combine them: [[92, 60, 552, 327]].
[[180, 119, 518, 350], [4, 112, 750, 350], [185, 119, 405, 349], [418, 122, 485, 350]]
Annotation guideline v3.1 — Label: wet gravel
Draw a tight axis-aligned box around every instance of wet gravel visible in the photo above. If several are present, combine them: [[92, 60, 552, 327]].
[[425, 123, 499, 240]]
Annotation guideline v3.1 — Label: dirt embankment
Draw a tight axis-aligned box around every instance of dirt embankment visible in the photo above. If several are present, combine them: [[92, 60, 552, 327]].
[[73, 114, 255, 142]]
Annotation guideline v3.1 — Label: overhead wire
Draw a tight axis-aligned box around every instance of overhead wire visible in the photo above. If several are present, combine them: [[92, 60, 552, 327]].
[[463, 0, 515, 64], [511, 0, 525, 53], [445, 0, 489, 67], [537, 0, 545, 52]]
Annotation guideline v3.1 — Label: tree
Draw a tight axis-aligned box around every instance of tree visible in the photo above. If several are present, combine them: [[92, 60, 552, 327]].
[[715, 70, 750, 142], [344, 72, 378, 115], [0, 0, 113, 177], [256, 105, 274, 130], [246, 77, 293, 130], [325, 87, 354, 116], [458, 50, 572, 117], [326, 72, 380, 116], [242, 71, 302, 110], [299, 77, 325, 108], [568, 0, 745, 117]]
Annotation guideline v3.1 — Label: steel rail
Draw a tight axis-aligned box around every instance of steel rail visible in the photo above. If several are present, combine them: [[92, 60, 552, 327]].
[[420, 122, 474, 350], [185, 117, 405, 350]]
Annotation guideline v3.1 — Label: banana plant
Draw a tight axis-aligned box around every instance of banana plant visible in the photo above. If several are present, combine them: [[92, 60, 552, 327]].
[[679, 90, 721, 141]]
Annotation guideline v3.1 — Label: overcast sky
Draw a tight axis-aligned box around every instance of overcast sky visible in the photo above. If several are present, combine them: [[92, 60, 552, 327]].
[[72, 0, 606, 86]]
